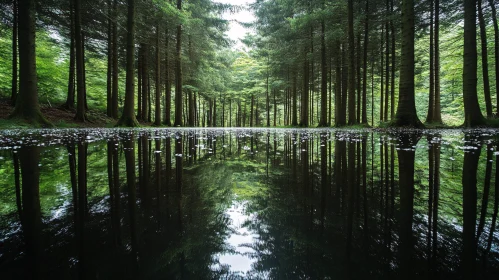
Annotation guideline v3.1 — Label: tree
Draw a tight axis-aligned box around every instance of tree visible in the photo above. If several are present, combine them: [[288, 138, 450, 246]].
[[9, 0, 51, 126], [74, 0, 86, 122], [174, 0, 183, 127], [463, 0, 485, 127], [393, 0, 423, 127], [117, 0, 139, 127]]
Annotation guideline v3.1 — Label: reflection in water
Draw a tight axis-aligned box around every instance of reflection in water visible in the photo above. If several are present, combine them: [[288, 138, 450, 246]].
[[0, 129, 498, 279]]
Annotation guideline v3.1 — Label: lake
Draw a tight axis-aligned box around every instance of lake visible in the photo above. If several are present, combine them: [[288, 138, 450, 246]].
[[0, 128, 498, 279]]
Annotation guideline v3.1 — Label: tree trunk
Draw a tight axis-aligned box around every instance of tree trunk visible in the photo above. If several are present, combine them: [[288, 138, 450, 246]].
[[319, 20, 328, 127], [390, 0, 396, 120], [174, 0, 183, 127], [394, 0, 423, 127], [478, 0, 492, 118], [426, 0, 435, 123], [361, 0, 369, 124], [111, 0, 119, 118], [117, 0, 139, 126], [266, 56, 270, 127], [292, 71, 298, 126], [141, 44, 149, 121], [65, 0, 76, 110], [433, 0, 442, 123], [74, 0, 86, 122], [301, 46, 309, 127], [164, 27, 172, 126], [10, 0, 50, 125], [106, 0, 112, 117], [155, 26, 162, 126], [347, 0, 356, 125], [488, 0, 499, 116], [11, 0, 18, 106], [463, 0, 485, 127]]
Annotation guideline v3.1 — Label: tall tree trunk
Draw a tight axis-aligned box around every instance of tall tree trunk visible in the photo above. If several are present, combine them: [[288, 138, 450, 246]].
[[74, 0, 86, 122], [164, 27, 172, 126], [463, 0, 485, 126], [292, 71, 298, 126], [384, 0, 390, 122], [141, 44, 149, 121], [155, 26, 162, 126], [266, 55, 270, 127], [174, 0, 183, 126], [341, 44, 348, 126], [380, 27, 384, 123], [347, 0, 356, 125], [478, 0, 492, 118], [433, 0, 442, 123], [117, 0, 139, 126], [301, 46, 309, 127], [390, 0, 396, 120], [361, 0, 369, 124], [426, 0, 435, 123], [394, 0, 423, 127], [10, 0, 50, 125], [111, 0, 119, 118], [488, 0, 499, 116], [11, 0, 18, 106], [106, 0, 112, 117], [319, 19, 328, 127], [65, 0, 76, 110]]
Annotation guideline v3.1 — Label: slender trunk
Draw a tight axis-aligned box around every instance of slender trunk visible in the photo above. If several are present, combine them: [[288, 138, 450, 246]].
[[433, 0, 442, 123], [426, 0, 435, 123], [174, 0, 183, 126], [301, 46, 309, 127], [11, 0, 19, 106], [292, 71, 298, 126], [117, 0, 139, 126], [141, 44, 149, 121], [384, 0, 390, 122], [476, 144, 492, 241], [74, 0, 86, 122], [155, 26, 161, 126], [478, 0, 492, 117], [361, 0, 369, 124], [111, 0, 119, 118], [347, 0, 356, 125], [106, 0, 112, 117], [319, 20, 328, 127], [488, 0, 499, 116], [65, 0, 75, 109], [380, 27, 384, 123], [266, 56, 270, 127], [390, 0, 395, 120], [164, 27, 172, 126]]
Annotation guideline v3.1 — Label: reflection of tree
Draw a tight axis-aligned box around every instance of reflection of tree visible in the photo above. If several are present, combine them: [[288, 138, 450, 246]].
[[19, 146, 42, 278]]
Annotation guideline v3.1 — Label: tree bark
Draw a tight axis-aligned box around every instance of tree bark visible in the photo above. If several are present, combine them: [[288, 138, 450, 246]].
[[319, 19, 328, 127], [155, 26, 162, 126], [74, 0, 86, 122], [361, 0, 369, 124], [426, 0, 435, 123], [164, 27, 172, 126], [478, 0, 492, 118], [65, 0, 76, 110], [11, 0, 18, 106], [111, 0, 119, 118], [10, 0, 51, 126], [463, 0, 485, 127], [117, 0, 139, 126], [433, 0, 442, 123], [488, 0, 499, 116], [301, 46, 309, 127], [394, 0, 423, 127], [174, 0, 183, 127], [106, 0, 112, 117], [347, 0, 356, 125]]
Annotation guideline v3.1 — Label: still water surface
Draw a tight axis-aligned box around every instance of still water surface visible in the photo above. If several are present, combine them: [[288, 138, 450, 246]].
[[0, 128, 498, 279]]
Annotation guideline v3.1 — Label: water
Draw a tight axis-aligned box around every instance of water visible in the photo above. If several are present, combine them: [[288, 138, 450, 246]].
[[0, 128, 498, 279]]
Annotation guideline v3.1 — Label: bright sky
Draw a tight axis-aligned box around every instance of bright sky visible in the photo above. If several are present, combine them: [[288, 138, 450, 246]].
[[215, 0, 256, 50]]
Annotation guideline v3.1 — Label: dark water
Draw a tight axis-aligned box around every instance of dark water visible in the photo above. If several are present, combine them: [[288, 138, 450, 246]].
[[0, 128, 498, 279]]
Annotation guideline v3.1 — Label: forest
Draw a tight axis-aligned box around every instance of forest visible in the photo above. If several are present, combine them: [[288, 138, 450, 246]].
[[0, 0, 498, 128]]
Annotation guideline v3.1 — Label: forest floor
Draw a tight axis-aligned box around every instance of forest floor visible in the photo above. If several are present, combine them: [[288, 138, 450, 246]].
[[0, 99, 121, 128]]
